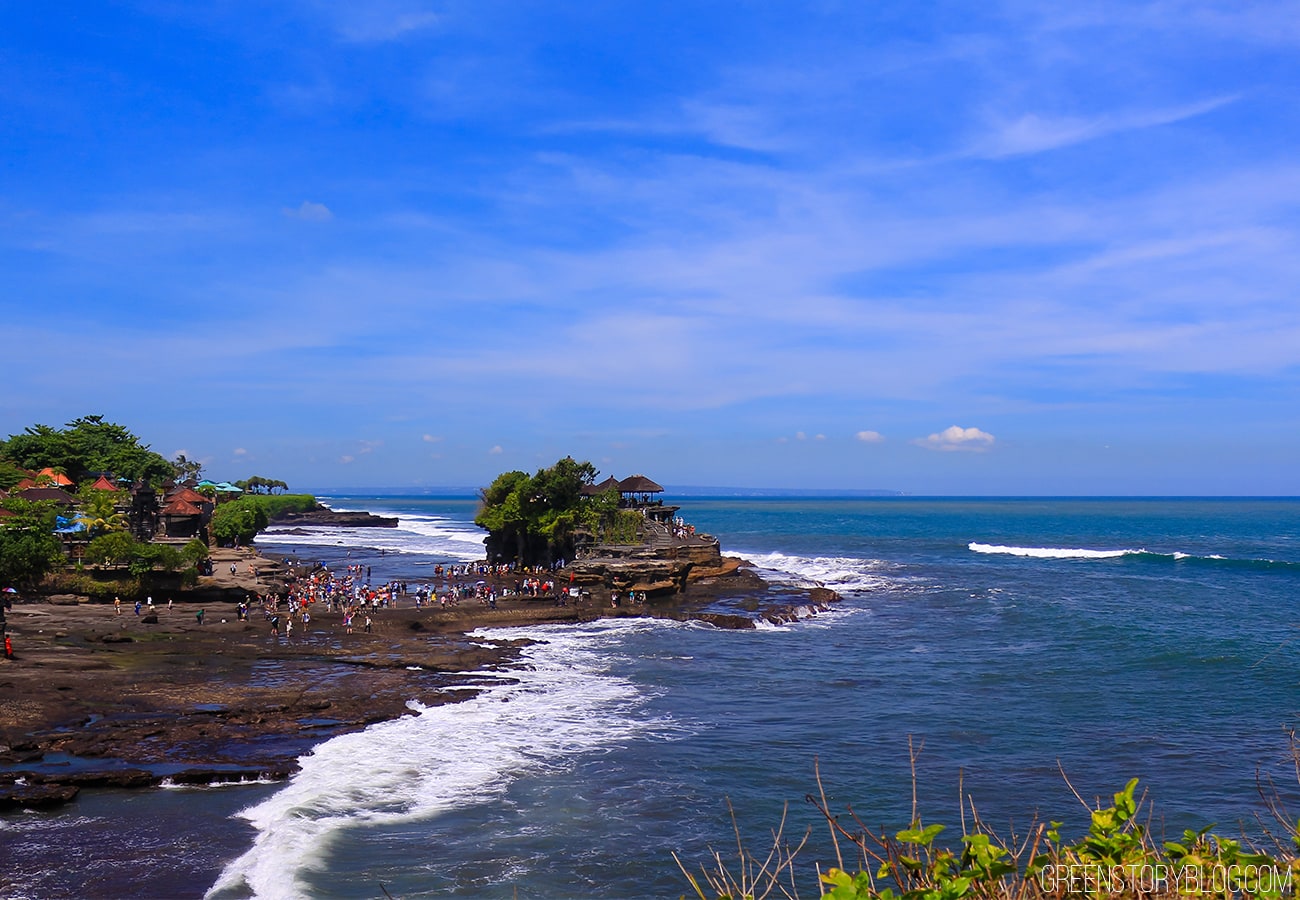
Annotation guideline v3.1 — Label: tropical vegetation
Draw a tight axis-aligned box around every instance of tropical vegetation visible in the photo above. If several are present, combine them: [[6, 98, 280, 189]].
[[209, 494, 316, 546], [475, 456, 641, 567], [233, 475, 290, 494], [679, 756, 1300, 900], [0, 414, 308, 585], [0, 415, 175, 485], [0, 499, 64, 590]]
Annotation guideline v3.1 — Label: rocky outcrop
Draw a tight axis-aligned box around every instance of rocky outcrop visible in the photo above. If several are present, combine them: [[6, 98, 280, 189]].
[[570, 530, 733, 598], [270, 507, 399, 528]]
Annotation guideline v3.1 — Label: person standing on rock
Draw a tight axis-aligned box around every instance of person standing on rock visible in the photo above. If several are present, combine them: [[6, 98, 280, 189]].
[[196, 608, 204, 625], [114, 596, 121, 615]]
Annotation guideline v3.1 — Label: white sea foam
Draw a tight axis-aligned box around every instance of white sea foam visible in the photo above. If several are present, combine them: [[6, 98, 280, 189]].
[[206, 618, 677, 899], [968, 542, 1141, 559], [737, 550, 899, 593], [159, 775, 281, 789], [260, 512, 486, 560]]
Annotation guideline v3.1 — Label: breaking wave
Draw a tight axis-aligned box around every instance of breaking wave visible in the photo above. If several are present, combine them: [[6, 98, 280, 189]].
[[736, 550, 905, 593], [969, 543, 1299, 571]]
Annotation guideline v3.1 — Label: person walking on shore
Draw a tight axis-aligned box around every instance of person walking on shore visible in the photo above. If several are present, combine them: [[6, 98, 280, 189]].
[[196, 608, 204, 625], [364, 615, 373, 634], [114, 596, 121, 616]]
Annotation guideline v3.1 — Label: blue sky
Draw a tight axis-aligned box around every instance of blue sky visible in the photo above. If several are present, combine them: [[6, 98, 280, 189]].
[[3, 2, 1298, 494]]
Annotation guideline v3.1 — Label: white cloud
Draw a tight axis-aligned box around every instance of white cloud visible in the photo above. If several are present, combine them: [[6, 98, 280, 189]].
[[339, 454, 355, 464], [284, 200, 334, 222], [233, 448, 247, 456], [915, 425, 996, 452], [815, 433, 826, 440], [855, 430, 885, 443], [488, 445, 503, 454], [422, 434, 443, 443], [795, 431, 807, 441]]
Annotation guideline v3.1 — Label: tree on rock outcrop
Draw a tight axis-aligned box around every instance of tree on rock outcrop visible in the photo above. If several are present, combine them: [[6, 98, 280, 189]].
[[475, 457, 599, 567]]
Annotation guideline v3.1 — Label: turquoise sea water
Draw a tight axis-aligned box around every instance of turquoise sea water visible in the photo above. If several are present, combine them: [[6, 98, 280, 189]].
[[3, 497, 1299, 898]]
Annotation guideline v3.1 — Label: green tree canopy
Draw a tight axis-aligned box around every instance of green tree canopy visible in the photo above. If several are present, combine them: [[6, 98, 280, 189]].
[[172, 453, 204, 483], [0, 499, 64, 590], [1, 416, 173, 485], [209, 496, 270, 546], [474, 457, 602, 566], [234, 475, 289, 494]]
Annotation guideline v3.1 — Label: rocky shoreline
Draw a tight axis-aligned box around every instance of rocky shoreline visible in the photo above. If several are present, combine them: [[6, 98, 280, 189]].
[[269, 505, 399, 528], [0, 546, 838, 811]]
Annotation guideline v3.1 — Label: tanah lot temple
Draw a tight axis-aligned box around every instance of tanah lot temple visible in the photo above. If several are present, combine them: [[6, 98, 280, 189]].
[[569, 474, 740, 598]]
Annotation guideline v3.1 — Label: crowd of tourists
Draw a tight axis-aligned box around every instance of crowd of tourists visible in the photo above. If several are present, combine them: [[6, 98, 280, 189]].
[[235, 560, 571, 639]]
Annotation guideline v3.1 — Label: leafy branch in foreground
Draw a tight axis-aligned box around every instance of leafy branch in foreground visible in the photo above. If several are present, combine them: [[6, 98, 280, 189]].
[[679, 736, 1300, 900]]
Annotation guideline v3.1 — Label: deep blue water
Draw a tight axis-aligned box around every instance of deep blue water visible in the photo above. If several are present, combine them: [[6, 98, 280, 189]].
[[4, 497, 1299, 898]]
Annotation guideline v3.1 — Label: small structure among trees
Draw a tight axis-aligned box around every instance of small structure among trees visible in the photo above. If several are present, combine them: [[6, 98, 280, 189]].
[[475, 459, 691, 569], [0, 415, 304, 588]]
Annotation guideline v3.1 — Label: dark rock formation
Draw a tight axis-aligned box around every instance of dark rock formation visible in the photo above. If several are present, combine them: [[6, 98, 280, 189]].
[[0, 782, 80, 810], [271, 507, 399, 528]]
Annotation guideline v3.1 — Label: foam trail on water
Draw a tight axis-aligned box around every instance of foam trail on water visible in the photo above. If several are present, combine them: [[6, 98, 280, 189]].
[[206, 619, 674, 899]]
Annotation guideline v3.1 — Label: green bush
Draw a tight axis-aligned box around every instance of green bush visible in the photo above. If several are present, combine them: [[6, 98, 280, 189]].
[[209, 494, 315, 545]]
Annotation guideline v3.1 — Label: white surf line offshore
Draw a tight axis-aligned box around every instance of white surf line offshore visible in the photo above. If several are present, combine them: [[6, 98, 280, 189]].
[[206, 619, 671, 899], [968, 542, 1141, 559]]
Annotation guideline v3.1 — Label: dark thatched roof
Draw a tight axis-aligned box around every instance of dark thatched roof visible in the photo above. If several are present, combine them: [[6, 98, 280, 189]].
[[581, 476, 622, 496], [18, 487, 76, 506], [618, 474, 663, 494]]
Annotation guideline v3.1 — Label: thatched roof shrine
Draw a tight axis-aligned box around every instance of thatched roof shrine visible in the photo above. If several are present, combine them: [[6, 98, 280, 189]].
[[618, 475, 664, 494]]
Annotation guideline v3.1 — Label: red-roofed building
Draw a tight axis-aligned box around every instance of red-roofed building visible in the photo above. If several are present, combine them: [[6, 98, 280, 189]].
[[36, 468, 74, 488], [160, 497, 206, 538], [165, 486, 211, 507], [91, 475, 119, 492]]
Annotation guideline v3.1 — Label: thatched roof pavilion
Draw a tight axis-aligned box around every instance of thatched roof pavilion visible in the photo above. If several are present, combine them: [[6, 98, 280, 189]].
[[617, 475, 664, 495]]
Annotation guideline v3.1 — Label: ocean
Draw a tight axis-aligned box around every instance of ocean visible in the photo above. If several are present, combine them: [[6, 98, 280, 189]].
[[4, 497, 1299, 898]]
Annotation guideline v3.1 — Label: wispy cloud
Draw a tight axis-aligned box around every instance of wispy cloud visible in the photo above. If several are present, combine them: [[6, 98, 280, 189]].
[[284, 200, 334, 222], [967, 96, 1238, 159], [855, 430, 885, 443], [316, 2, 440, 43]]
